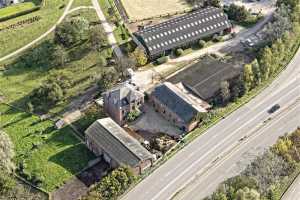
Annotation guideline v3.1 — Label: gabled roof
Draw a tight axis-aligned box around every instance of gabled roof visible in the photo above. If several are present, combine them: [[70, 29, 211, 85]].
[[134, 7, 231, 56], [151, 82, 202, 123], [103, 82, 144, 107], [85, 118, 153, 167], [167, 56, 242, 100]]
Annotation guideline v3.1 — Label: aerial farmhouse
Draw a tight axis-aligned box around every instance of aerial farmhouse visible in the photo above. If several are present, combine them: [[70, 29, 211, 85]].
[[103, 83, 144, 125], [134, 6, 232, 59], [85, 118, 154, 175]]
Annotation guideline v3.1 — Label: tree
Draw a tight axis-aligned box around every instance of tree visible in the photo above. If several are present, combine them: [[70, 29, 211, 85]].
[[204, 0, 221, 7], [54, 17, 90, 48], [0, 171, 16, 196], [52, 45, 69, 67], [129, 47, 148, 67], [243, 64, 254, 92], [259, 47, 273, 80], [98, 67, 119, 91], [227, 4, 249, 23], [116, 57, 136, 78], [251, 59, 262, 86], [93, 167, 136, 200], [199, 40, 206, 48], [236, 187, 260, 200], [98, 56, 107, 67], [276, 0, 299, 9], [264, 4, 292, 42], [220, 81, 231, 104], [0, 131, 15, 172], [89, 26, 107, 51]]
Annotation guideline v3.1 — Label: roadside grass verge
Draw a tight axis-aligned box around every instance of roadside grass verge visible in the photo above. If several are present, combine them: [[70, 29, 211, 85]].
[[0, 103, 95, 192], [0, 0, 67, 58]]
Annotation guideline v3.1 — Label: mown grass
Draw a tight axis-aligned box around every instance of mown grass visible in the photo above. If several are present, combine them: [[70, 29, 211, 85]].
[[0, 2, 37, 18], [0, 0, 67, 58], [0, 104, 95, 191], [71, 0, 93, 8]]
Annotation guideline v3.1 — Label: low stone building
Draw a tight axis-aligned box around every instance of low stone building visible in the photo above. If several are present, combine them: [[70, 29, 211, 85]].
[[150, 82, 211, 132], [103, 82, 144, 125], [85, 118, 154, 175]]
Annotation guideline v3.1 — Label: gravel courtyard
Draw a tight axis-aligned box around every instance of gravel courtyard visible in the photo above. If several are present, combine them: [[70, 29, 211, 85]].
[[130, 103, 182, 137]]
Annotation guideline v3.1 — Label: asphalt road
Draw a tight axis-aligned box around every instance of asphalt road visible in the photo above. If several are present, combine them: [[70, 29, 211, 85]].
[[122, 49, 300, 200], [282, 173, 300, 200]]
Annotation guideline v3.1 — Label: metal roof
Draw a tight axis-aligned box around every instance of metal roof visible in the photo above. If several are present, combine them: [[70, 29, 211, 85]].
[[134, 7, 231, 57], [85, 118, 153, 167]]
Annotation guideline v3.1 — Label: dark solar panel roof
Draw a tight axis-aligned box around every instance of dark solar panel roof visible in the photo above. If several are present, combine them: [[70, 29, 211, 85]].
[[134, 7, 231, 57], [152, 83, 198, 123]]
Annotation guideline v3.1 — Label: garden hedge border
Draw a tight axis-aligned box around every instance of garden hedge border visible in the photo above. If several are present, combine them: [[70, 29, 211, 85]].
[[0, 6, 41, 23]]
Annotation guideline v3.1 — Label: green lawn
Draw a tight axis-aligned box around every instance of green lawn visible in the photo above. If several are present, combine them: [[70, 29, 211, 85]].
[[0, 104, 95, 191], [71, 0, 93, 8], [0, 0, 67, 58], [0, 2, 37, 18]]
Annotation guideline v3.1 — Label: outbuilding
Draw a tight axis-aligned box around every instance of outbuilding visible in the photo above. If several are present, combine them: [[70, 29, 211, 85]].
[[85, 118, 154, 175]]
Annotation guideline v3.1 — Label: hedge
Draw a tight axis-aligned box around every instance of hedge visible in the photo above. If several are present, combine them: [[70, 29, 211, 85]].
[[156, 56, 169, 64], [0, 6, 41, 22]]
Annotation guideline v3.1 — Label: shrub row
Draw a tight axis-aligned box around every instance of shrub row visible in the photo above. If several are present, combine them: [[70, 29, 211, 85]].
[[0, 6, 41, 22]]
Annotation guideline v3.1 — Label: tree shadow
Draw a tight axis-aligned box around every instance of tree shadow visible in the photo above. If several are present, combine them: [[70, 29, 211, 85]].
[[2, 40, 56, 78], [48, 142, 95, 175]]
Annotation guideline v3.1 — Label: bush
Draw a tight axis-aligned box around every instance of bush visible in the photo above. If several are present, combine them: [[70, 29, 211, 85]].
[[213, 34, 222, 42], [175, 48, 184, 56], [156, 56, 169, 65], [98, 56, 107, 67], [129, 47, 148, 67], [199, 40, 206, 48], [126, 110, 140, 122], [227, 4, 249, 23], [85, 167, 136, 200], [0, 6, 40, 22]]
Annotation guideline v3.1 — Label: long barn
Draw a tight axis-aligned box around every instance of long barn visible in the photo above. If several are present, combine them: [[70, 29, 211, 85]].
[[134, 6, 232, 60]]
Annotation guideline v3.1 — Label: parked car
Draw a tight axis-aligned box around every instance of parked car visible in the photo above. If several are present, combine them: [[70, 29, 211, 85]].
[[268, 104, 280, 114]]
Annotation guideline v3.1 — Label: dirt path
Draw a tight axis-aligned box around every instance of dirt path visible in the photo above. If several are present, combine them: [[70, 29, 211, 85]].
[[0, 0, 75, 63]]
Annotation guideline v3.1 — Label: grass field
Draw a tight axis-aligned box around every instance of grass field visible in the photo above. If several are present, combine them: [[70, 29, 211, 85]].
[[71, 0, 94, 8], [0, 9, 112, 115], [0, 0, 66, 58], [120, 0, 190, 20], [0, 2, 37, 18], [0, 104, 95, 191]]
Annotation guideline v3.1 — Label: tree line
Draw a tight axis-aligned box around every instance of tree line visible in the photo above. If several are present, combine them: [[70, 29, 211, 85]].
[[206, 128, 300, 200]]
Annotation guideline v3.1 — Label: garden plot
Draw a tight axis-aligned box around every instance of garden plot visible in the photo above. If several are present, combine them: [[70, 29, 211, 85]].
[[120, 0, 191, 20]]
